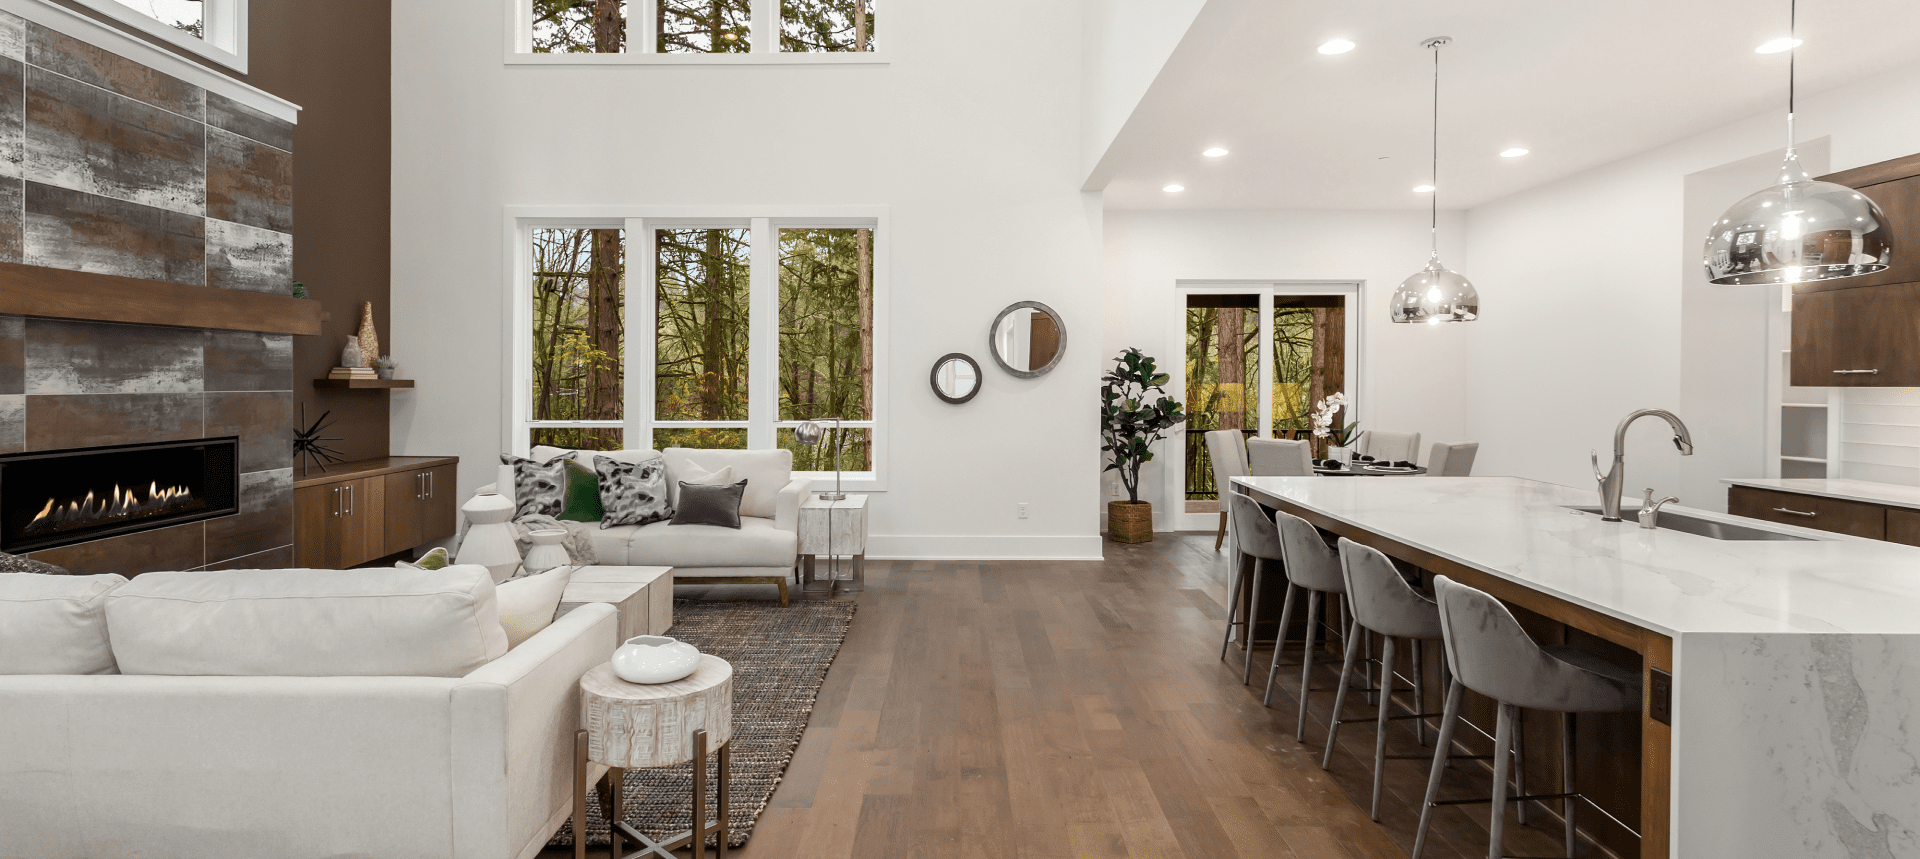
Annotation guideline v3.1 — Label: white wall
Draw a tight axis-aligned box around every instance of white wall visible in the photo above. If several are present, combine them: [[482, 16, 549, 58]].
[[1460, 60, 1920, 506], [1078, 0, 1209, 181], [1101, 208, 1472, 529], [390, 1, 1105, 559]]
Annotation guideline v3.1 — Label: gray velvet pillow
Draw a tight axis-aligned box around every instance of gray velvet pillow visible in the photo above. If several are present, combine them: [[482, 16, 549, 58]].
[[670, 480, 747, 529], [500, 453, 569, 518]]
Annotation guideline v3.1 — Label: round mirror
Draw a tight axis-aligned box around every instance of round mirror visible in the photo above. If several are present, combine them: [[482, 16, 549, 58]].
[[988, 301, 1066, 378], [930, 353, 981, 404]]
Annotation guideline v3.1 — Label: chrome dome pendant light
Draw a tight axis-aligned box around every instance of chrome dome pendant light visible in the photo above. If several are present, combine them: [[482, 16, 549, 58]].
[[1391, 37, 1478, 324], [1704, 0, 1892, 285]]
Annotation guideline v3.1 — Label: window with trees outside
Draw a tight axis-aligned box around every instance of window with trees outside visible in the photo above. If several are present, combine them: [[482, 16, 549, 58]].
[[71, 0, 247, 70], [517, 214, 884, 484], [521, 0, 875, 57]]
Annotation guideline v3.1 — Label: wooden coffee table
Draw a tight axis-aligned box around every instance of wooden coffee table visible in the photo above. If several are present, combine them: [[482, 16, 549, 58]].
[[557, 566, 674, 643]]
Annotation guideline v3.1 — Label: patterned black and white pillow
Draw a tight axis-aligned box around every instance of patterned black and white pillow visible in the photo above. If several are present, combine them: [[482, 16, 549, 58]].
[[596, 454, 675, 528], [500, 453, 569, 518]]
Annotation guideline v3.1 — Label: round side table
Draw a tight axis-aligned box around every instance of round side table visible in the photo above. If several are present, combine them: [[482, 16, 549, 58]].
[[577, 657, 733, 859]]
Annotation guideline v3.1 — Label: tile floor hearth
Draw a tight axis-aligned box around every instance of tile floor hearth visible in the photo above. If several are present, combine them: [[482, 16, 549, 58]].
[[539, 536, 1584, 859]]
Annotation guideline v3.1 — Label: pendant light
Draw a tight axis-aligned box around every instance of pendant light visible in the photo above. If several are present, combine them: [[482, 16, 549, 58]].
[[1703, 0, 1892, 285], [1391, 37, 1478, 324]]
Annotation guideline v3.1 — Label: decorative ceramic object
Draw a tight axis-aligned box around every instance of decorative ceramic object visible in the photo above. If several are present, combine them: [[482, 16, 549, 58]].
[[611, 635, 702, 685], [522, 528, 571, 575], [457, 491, 521, 583], [339, 337, 365, 368], [357, 302, 380, 367], [1328, 445, 1352, 465], [374, 356, 397, 380]]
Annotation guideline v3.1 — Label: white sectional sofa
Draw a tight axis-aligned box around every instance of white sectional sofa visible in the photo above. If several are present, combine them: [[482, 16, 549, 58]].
[[487, 446, 810, 603], [0, 566, 617, 859]]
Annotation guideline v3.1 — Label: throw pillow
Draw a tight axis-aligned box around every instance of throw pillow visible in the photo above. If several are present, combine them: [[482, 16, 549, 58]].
[[0, 550, 69, 575], [559, 459, 605, 522], [671, 479, 747, 529], [499, 453, 569, 518], [596, 454, 675, 529], [495, 566, 573, 649], [396, 546, 450, 571]]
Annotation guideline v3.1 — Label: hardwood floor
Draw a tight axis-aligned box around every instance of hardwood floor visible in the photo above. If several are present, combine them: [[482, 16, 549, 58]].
[[547, 535, 1602, 859]]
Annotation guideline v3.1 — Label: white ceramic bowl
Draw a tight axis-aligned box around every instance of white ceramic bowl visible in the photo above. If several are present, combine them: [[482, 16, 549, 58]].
[[610, 635, 701, 685]]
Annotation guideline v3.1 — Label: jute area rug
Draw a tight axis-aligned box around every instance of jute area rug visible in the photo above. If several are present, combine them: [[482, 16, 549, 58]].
[[550, 598, 857, 848]]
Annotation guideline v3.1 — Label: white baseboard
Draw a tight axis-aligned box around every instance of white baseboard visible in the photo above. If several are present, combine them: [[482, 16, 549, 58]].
[[864, 534, 1105, 561]]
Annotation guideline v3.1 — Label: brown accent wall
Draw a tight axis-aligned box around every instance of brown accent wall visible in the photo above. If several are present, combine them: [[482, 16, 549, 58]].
[[234, 0, 392, 463]]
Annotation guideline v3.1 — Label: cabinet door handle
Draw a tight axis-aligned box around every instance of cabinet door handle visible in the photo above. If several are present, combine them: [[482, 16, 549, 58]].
[[417, 472, 425, 500], [1772, 507, 1816, 517], [331, 486, 340, 516], [345, 484, 353, 516], [427, 471, 435, 499], [1833, 369, 1880, 375]]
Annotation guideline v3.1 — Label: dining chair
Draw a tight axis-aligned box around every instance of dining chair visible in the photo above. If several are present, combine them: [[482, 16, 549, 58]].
[[1426, 441, 1479, 476], [1356, 430, 1422, 463], [1247, 438, 1314, 477], [1204, 430, 1249, 551]]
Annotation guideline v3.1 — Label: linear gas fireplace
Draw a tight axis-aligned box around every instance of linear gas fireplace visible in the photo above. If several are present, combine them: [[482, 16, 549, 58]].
[[0, 438, 239, 554]]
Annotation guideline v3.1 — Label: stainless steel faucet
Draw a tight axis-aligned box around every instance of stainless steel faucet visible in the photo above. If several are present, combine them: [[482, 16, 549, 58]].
[[1638, 488, 1681, 530], [1591, 408, 1695, 522]]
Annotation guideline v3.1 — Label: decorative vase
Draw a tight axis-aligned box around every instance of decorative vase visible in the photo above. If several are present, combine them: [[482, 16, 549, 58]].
[[339, 337, 365, 368], [457, 491, 521, 583], [611, 635, 702, 685], [1108, 500, 1153, 544], [1329, 445, 1352, 465], [522, 528, 571, 575]]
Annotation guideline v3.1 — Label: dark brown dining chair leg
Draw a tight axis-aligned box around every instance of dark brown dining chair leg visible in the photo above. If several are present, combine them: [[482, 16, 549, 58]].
[[1215, 510, 1228, 551]]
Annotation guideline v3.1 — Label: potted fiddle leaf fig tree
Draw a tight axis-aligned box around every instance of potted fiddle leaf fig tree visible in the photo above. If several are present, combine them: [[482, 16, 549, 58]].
[[1100, 347, 1187, 544]]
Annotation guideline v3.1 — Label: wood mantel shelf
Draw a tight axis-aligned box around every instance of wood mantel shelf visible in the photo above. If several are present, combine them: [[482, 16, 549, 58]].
[[0, 260, 322, 335], [313, 378, 415, 389]]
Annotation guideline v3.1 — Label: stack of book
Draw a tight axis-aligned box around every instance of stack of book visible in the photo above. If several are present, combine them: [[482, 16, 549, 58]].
[[328, 367, 378, 380]]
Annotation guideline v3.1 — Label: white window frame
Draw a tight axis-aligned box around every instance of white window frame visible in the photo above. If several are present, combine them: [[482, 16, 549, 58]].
[[504, 0, 885, 64], [66, 0, 247, 73], [506, 206, 890, 492], [1166, 280, 1363, 533]]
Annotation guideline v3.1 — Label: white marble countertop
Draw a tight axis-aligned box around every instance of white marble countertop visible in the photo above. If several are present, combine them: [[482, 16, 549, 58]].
[[1232, 476, 1920, 637], [1722, 477, 1920, 512]]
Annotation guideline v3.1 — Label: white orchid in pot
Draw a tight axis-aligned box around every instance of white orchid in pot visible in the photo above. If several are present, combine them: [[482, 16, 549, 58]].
[[1310, 392, 1359, 462]]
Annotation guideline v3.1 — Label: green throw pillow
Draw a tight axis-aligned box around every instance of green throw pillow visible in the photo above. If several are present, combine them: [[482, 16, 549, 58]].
[[558, 459, 605, 522]]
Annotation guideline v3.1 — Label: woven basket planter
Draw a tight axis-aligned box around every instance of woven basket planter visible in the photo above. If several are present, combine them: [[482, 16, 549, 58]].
[[1108, 501, 1154, 543]]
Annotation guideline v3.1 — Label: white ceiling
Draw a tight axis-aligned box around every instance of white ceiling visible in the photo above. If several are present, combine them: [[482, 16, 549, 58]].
[[1093, 0, 1920, 211]]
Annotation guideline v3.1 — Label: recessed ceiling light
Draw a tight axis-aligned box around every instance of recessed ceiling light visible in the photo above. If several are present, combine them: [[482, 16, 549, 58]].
[[1500, 147, 1529, 158], [1412, 184, 1436, 193], [1163, 184, 1185, 193], [1756, 37, 1802, 53], [1317, 38, 1355, 55], [1203, 147, 1229, 158]]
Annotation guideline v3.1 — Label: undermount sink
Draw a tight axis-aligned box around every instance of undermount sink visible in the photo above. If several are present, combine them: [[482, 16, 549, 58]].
[[1562, 506, 1815, 541]]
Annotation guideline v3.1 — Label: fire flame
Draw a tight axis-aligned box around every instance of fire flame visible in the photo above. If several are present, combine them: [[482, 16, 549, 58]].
[[26, 482, 195, 534]]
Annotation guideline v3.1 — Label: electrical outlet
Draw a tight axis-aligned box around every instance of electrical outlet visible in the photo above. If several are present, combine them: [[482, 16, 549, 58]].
[[1017, 502, 1030, 519]]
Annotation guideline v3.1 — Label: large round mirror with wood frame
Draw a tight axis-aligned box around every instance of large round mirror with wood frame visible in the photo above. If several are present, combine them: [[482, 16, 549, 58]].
[[987, 301, 1066, 378]]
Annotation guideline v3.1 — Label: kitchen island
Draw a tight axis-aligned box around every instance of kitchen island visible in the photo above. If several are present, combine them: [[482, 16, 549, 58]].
[[1232, 475, 1920, 859]]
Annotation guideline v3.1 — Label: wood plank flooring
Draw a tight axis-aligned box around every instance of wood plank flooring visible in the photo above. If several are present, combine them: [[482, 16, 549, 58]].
[[545, 535, 1602, 859]]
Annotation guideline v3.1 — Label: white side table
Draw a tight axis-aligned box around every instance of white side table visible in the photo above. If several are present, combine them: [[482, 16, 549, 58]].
[[578, 657, 733, 859], [798, 494, 868, 594], [557, 566, 675, 644]]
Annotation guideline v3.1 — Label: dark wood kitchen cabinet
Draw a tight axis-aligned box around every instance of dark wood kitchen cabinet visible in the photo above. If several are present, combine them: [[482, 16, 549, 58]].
[[1727, 484, 1886, 539], [294, 456, 459, 568], [1790, 152, 1920, 386]]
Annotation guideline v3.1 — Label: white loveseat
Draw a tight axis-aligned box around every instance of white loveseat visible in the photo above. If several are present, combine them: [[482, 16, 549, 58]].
[[0, 566, 617, 859], [485, 446, 810, 603]]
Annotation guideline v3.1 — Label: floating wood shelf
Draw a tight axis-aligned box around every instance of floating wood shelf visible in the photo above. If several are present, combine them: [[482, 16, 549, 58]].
[[0, 260, 322, 335], [313, 378, 415, 389]]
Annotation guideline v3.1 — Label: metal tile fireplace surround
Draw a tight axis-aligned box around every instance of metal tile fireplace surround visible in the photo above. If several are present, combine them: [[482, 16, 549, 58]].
[[0, 438, 239, 554]]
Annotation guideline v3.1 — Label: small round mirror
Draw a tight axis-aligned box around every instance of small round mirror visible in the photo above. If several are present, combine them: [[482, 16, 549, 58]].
[[988, 301, 1066, 378], [930, 353, 981, 404]]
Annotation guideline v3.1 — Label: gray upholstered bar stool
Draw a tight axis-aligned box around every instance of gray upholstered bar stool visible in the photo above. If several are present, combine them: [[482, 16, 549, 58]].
[[1261, 509, 1349, 740], [1414, 576, 1643, 859], [1321, 538, 1445, 820], [1219, 491, 1284, 685]]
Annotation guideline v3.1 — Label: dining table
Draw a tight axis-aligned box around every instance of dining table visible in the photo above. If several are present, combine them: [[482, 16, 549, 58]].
[[1312, 461, 1427, 476]]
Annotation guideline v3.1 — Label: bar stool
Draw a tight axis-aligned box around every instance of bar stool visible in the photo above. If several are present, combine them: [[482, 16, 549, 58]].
[[1218, 491, 1283, 685], [1321, 538, 1445, 820], [1414, 576, 1643, 859], [1261, 509, 1348, 740]]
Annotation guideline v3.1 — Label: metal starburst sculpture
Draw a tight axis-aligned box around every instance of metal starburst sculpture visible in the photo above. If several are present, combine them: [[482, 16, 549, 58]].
[[293, 404, 345, 476]]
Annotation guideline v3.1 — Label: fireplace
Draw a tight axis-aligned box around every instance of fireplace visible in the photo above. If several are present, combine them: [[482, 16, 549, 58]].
[[0, 438, 240, 554]]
